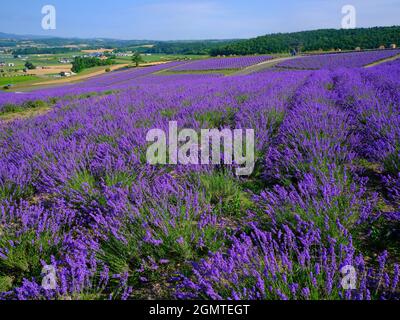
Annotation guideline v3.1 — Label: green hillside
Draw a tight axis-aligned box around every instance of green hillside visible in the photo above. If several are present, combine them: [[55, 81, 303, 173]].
[[210, 26, 400, 55]]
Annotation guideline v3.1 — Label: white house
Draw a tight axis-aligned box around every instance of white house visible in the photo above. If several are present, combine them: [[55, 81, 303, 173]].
[[8, 63, 15, 67], [60, 71, 72, 77]]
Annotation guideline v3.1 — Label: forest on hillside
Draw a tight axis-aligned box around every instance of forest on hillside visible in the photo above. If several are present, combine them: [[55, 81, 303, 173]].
[[210, 26, 400, 55]]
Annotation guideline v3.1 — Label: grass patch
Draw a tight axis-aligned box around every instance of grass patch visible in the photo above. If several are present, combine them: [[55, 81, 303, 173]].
[[195, 107, 237, 128], [383, 146, 400, 176], [0, 100, 49, 115], [0, 183, 35, 202], [0, 75, 40, 87], [199, 172, 253, 217], [0, 231, 60, 293]]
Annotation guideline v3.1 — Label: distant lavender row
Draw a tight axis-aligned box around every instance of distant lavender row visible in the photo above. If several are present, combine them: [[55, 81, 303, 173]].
[[78, 61, 186, 87], [171, 55, 274, 71], [0, 61, 188, 109], [277, 49, 400, 70]]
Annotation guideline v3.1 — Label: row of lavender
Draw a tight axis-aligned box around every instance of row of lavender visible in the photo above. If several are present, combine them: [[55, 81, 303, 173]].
[[277, 49, 400, 70], [2, 50, 397, 111], [0, 61, 190, 110], [170, 55, 274, 71], [180, 61, 400, 299], [0, 59, 399, 299]]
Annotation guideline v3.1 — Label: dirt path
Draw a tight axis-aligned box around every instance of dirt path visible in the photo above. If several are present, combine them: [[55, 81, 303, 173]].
[[230, 56, 298, 76], [364, 54, 400, 68]]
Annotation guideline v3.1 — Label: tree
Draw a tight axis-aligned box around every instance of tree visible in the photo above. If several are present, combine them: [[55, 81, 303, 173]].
[[71, 56, 114, 73], [210, 26, 400, 56], [132, 52, 144, 67], [24, 61, 36, 70]]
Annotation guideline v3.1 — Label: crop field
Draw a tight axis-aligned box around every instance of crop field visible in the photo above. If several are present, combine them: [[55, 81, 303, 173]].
[[170, 55, 274, 71], [0, 75, 40, 87], [0, 53, 399, 300], [0, 52, 84, 69], [115, 54, 208, 65], [276, 49, 400, 70]]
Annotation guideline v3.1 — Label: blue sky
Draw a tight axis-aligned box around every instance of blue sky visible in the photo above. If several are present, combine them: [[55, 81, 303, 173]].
[[1, 0, 399, 40]]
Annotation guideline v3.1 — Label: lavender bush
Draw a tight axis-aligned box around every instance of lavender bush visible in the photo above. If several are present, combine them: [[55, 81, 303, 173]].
[[0, 52, 399, 300]]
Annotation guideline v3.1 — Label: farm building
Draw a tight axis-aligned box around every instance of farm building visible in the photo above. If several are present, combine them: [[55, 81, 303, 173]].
[[60, 71, 72, 77], [379, 45, 385, 50], [8, 63, 15, 67], [391, 44, 397, 49], [0, 62, 5, 67]]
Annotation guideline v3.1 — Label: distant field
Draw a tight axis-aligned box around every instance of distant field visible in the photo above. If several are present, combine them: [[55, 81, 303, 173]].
[[170, 55, 274, 71], [81, 49, 114, 54], [159, 69, 236, 76], [1, 53, 208, 74], [276, 49, 400, 70], [26, 65, 72, 76], [0, 52, 84, 69], [0, 75, 40, 86], [143, 54, 208, 62], [115, 54, 208, 65]]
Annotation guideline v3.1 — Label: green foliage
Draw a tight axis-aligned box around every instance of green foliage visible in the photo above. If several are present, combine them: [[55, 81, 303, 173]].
[[23, 99, 48, 109], [13, 47, 77, 55], [0, 231, 60, 292], [0, 276, 13, 292], [0, 75, 39, 87], [360, 214, 400, 258], [383, 145, 400, 176], [0, 100, 49, 115], [211, 26, 400, 55], [195, 108, 237, 128], [104, 171, 137, 188], [0, 183, 35, 201], [144, 40, 234, 55], [72, 56, 115, 73], [67, 170, 97, 193], [160, 109, 177, 119], [61, 123, 83, 138], [199, 172, 253, 217], [0, 104, 21, 114], [236, 94, 249, 105], [131, 52, 144, 67], [24, 61, 36, 70]]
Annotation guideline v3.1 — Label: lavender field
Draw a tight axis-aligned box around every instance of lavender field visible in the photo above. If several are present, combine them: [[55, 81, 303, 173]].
[[0, 54, 399, 300], [170, 55, 274, 71], [277, 49, 400, 70]]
